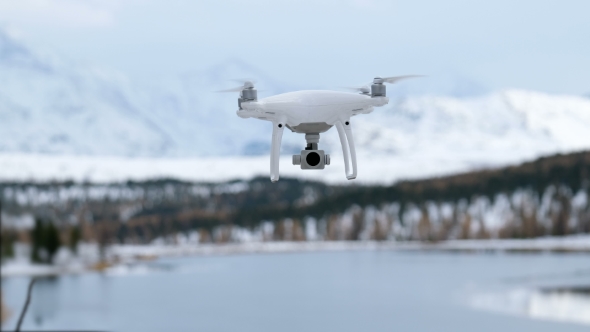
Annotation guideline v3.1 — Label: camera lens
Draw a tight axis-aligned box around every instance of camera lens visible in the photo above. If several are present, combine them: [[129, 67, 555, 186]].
[[306, 152, 321, 166]]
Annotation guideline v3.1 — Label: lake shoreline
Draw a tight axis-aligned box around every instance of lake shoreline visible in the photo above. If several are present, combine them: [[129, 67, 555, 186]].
[[2, 235, 589, 278]]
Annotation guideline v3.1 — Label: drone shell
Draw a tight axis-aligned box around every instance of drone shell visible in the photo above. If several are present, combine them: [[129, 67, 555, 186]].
[[238, 90, 388, 126]]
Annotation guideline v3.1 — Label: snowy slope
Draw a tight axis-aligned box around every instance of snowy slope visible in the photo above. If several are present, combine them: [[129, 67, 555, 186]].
[[349, 90, 590, 159], [1, 29, 590, 183], [0, 30, 296, 157], [0, 30, 175, 156], [140, 60, 298, 156]]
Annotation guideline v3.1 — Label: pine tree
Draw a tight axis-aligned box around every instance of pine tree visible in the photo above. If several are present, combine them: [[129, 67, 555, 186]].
[[1, 230, 16, 260], [30, 218, 62, 264], [45, 222, 61, 263], [69, 226, 81, 255], [30, 218, 45, 263]]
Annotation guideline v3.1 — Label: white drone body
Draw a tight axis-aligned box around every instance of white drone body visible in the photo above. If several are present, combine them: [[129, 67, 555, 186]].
[[220, 76, 420, 182]]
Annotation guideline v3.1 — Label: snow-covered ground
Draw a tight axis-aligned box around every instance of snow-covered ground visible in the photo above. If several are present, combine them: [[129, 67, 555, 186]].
[[528, 291, 590, 325], [469, 281, 590, 326], [0, 148, 559, 184]]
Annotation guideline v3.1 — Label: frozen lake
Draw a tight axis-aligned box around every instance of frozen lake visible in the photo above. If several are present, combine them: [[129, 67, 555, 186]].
[[2, 251, 590, 331]]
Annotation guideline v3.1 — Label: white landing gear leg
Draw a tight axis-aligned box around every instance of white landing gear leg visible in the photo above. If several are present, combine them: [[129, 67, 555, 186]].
[[336, 120, 357, 180], [270, 121, 285, 182]]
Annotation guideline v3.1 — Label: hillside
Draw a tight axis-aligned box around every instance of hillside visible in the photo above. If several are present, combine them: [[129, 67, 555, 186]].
[[1, 151, 588, 249], [1, 29, 590, 172]]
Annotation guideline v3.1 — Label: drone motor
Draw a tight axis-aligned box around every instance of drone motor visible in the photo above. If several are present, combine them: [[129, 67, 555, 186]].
[[371, 78, 386, 97]]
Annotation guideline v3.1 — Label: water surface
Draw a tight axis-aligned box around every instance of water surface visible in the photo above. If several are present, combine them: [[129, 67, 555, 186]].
[[2, 251, 589, 331]]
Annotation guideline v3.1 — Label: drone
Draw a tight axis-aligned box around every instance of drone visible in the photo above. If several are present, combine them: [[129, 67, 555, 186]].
[[218, 76, 421, 182]]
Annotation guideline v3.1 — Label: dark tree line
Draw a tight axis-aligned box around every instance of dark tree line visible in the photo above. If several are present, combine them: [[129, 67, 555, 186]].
[[1, 151, 588, 248], [30, 219, 61, 264], [230, 151, 590, 227]]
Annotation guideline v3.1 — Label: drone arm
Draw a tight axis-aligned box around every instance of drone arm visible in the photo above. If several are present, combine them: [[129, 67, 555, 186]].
[[336, 120, 357, 180], [270, 121, 285, 182]]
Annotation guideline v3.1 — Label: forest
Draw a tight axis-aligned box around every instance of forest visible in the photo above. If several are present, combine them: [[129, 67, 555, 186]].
[[1, 150, 589, 261]]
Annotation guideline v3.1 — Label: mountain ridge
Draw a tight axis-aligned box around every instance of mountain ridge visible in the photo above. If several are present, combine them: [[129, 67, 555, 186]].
[[1, 29, 590, 177]]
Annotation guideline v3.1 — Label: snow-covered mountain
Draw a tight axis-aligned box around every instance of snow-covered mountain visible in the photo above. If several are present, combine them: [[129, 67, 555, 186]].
[[0, 29, 297, 157], [1, 29, 590, 182], [0, 30, 174, 157], [350, 90, 590, 158]]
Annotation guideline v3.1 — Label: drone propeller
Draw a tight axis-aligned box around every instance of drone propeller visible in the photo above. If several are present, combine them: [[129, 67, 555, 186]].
[[374, 75, 424, 84], [216, 79, 259, 105], [215, 80, 256, 93], [231, 78, 257, 85], [341, 86, 370, 94], [343, 75, 424, 94], [216, 86, 245, 93]]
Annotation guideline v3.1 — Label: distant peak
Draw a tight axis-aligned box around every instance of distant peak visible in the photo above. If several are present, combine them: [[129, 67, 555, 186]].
[[0, 28, 62, 74], [0, 28, 28, 57]]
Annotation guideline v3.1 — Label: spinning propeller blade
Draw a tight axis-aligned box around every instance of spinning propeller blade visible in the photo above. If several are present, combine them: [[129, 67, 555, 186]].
[[215, 80, 256, 93], [378, 75, 424, 84], [341, 86, 370, 93], [215, 86, 245, 93], [231, 78, 257, 85], [343, 75, 424, 93]]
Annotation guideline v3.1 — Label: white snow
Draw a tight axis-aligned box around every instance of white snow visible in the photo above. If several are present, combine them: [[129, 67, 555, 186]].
[[0, 149, 571, 185], [469, 287, 590, 326], [1, 29, 590, 184]]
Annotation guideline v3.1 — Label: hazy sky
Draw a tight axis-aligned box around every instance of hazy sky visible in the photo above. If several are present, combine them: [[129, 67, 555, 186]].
[[1, 0, 589, 94]]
